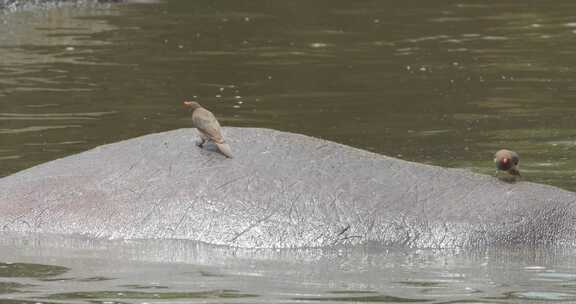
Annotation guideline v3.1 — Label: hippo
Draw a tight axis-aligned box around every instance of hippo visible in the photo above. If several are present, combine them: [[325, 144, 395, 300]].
[[0, 127, 575, 248]]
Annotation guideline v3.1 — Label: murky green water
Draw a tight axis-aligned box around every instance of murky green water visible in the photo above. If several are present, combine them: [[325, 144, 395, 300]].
[[2, 0, 576, 190], [3, 1, 576, 303]]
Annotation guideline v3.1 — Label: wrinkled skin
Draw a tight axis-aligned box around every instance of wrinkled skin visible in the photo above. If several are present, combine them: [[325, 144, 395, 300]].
[[0, 128, 575, 249]]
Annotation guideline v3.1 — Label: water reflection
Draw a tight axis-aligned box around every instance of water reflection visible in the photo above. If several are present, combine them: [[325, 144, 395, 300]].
[[0, 282, 28, 295], [1, 233, 576, 303], [0, 262, 68, 278]]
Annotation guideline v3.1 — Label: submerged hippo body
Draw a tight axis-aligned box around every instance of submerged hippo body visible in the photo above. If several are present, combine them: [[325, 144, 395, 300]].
[[0, 128, 575, 248]]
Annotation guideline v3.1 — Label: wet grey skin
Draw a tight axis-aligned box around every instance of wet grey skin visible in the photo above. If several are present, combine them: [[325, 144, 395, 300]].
[[494, 149, 520, 177], [1, 128, 576, 249], [183, 101, 233, 158]]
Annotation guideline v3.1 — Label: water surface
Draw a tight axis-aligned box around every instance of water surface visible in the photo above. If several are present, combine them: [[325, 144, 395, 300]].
[[2, 0, 576, 189], [1, 233, 576, 304], [2, 1, 576, 303]]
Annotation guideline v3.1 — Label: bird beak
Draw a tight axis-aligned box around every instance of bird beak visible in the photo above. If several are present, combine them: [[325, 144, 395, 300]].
[[183, 101, 193, 107]]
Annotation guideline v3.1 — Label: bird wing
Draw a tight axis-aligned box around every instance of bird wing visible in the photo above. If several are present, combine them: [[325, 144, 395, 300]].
[[192, 108, 225, 143]]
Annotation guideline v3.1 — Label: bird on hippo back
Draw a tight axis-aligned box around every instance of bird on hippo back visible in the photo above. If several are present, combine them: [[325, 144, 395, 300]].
[[183, 101, 233, 158], [494, 149, 520, 182]]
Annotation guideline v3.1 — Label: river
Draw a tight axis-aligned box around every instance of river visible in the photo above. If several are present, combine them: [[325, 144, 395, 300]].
[[2, 0, 576, 303]]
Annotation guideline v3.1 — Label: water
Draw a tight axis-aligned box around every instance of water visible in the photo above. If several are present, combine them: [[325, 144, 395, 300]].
[[2, 0, 576, 189], [1, 233, 576, 304], [2, 0, 576, 302]]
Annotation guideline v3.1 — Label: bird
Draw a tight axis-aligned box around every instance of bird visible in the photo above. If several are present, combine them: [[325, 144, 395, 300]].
[[494, 149, 520, 177], [183, 101, 233, 158]]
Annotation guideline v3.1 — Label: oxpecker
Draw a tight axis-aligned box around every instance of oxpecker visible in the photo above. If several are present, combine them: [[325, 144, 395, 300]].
[[184, 101, 233, 158], [494, 149, 520, 177]]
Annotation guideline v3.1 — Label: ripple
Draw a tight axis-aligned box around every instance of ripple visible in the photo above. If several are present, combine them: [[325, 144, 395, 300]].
[[0, 281, 29, 295], [0, 262, 69, 278], [547, 140, 576, 146], [429, 17, 472, 23], [24, 140, 86, 146], [4, 87, 94, 93], [119, 284, 169, 289], [0, 111, 116, 120], [396, 281, 445, 288], [512, 291, 576, 301], [406, 35, 450, 43], [0, 125, 81, 134], [292, 293, 431, 302], [309, 42, 331, 49], [25, 103, 59, 108], [524, 266, 546, 271], [415, 129, 453, 137], [538, 272, 576, 280], [46, 289, 258, 300], [481, 36, 509, 41]]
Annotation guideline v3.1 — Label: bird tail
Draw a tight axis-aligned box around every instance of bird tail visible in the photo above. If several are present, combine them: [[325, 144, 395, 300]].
[[215, 142, 233, 158]]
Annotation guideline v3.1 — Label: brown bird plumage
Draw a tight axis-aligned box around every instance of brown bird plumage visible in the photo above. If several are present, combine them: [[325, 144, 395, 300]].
[[183, 101, 233, 158], [494, 149, 520, 176]]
